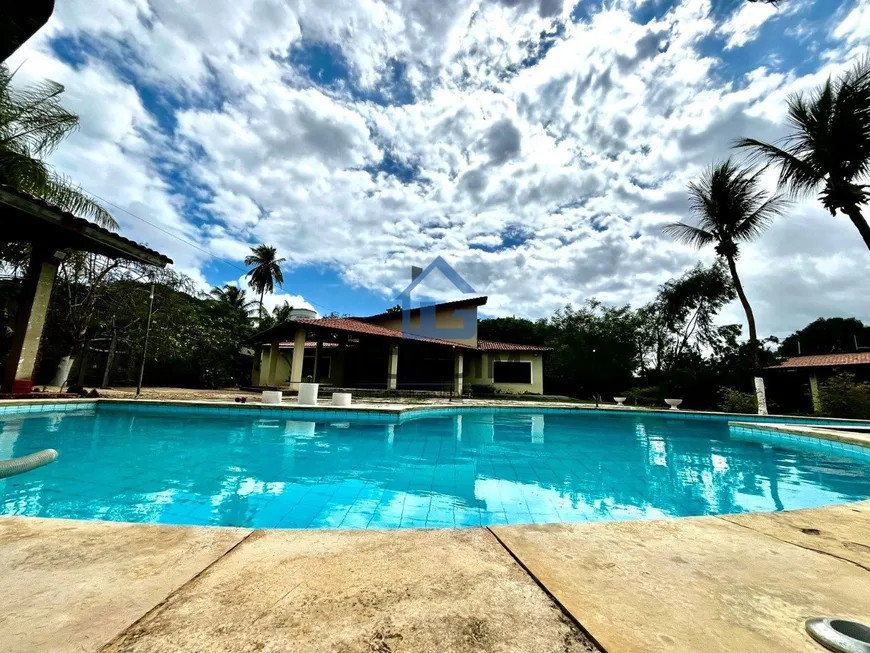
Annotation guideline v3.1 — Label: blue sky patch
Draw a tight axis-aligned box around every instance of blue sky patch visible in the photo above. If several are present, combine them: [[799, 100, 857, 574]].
[[289, 40, 352, 86]]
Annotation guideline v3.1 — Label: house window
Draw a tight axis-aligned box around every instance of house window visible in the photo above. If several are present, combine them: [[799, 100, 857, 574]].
[[493, 360, 532, 384], [302, 355, 331, 379]]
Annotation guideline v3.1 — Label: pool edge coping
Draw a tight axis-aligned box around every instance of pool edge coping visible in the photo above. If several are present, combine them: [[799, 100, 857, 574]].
[[729, 420, 870, 450], [4, 396, 870, 427]]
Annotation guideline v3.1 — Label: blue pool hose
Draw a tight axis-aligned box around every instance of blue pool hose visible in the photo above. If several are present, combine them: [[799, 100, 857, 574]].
[[0, 449, 58, 479]]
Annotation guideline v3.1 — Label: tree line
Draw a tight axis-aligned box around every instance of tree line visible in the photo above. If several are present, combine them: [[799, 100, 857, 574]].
[[0, 235, 324, 389], [479, 293, 870, 413]]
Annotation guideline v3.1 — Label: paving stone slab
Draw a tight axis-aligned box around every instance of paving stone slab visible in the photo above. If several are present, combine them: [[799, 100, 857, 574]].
[[492, 514, 870, 653], [722, 501, 870, 570], [0, 517, 250, 653], [101, 527, 596, 653]]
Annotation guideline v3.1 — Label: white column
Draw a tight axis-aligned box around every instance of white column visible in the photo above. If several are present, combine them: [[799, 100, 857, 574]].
[[387, 343, 398, 390], [480, 352, 490, 382], [2, 249, 63, 393], [267, 341, 281, 386], [454, 352, 464, 395], [290, 327, 306, 389], [754, 377, 769, 415]]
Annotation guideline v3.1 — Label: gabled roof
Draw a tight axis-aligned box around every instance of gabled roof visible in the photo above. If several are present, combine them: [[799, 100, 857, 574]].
[[769, 352, 870, 369], [0, 185, 172, 266], [250, 316, 479, 349], [478, 340, 552, 352], [360, 296, 488, 322], [299, 317, 479, 349]]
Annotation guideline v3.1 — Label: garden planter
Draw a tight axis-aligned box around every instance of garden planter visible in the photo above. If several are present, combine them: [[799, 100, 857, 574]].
[[297, 383, 319, 406]]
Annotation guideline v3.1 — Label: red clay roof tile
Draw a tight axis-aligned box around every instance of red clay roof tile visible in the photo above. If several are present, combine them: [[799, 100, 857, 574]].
[[769, 352, 870, 368]]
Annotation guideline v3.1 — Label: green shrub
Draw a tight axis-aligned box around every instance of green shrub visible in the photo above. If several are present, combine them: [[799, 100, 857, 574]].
[[622, 386, 661, 407], [717, 387, 757, 414], [818, 373, 870, 419], [470, 384, 500, 396]]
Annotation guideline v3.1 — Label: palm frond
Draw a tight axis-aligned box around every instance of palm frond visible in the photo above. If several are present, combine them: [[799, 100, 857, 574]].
[[734, 194, 790, 242], [733, 136, 822, 197], [0, 148, 49, 188], [0, 64, 116, 229], [671, 160, 788, 255], [272, 261, 285, 286], [662, 222, 716, 248], [245, 245, 285, 297], [40, 173, 119, 229], [736, 57, 870, 206], [830, 56, 870, 181], [0, 66, 79, 158]]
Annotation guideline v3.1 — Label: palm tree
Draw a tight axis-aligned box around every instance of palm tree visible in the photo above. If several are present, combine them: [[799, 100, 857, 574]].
[[244, 244, 285, 324], [735, 58, 870, 250], [0, 64, 117, 229], [663, 160, 789, 369], [272, 301, 294, 324], [210, 284, 255, 316]]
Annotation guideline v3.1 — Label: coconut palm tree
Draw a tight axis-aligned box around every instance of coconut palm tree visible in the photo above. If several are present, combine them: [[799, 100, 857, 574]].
[[735, 57, 870, 250], [0, 64, 117, 229], [210, 284, 255, 316], [663, 160, 789, 369], [244, 244, 285, 324], [272, 301, 294, 324]]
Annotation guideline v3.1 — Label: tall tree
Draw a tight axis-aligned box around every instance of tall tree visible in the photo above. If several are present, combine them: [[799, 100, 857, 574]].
[[44, 252, 127, 388], [640, 262, 738, 372], [735, 58, 870, 250], [210, 284, 255, 317], [244, 244, 285, 325], [664, 160, 788, 368], [0, 64, 117, 228]]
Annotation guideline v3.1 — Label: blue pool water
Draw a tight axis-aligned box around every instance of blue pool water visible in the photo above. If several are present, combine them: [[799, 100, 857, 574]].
[[1, 404, 869, 529]]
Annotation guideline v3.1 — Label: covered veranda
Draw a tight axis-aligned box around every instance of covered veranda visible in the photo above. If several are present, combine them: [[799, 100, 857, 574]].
[[767, 352, 870, 414], [248, 316, 475, 394], [0, 186, 172, 395]]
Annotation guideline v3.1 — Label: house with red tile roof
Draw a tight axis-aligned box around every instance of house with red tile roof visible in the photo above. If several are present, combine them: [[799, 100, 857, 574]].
[[767, 353, 870, 413], [248, 296, 550, 395]]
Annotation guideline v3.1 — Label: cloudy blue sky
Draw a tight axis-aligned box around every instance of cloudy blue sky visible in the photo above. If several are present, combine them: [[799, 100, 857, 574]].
[[9, 0, 870, 335]]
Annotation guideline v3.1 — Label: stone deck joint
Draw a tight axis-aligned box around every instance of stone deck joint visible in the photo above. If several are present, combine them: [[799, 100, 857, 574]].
[[717, 514, 870, 574], [485, 526, 608, 653]]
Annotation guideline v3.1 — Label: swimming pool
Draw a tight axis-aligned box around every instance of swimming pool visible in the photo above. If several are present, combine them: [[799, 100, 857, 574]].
[[1, 402, 869, 529]]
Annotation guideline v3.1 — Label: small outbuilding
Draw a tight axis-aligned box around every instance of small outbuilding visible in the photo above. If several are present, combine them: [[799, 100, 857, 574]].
[[766, 352, 870, 413]]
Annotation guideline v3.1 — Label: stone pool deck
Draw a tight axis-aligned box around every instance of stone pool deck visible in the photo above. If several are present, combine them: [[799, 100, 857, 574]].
[[2, 501, 869, 653]]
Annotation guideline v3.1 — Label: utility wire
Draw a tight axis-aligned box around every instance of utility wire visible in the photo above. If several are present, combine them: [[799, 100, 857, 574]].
[[88, 191, 331, 311], [89, 192, 248, 275]]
